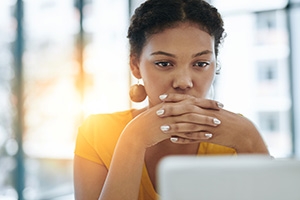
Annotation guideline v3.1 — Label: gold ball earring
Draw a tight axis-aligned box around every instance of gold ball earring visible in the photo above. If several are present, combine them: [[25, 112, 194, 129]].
[[129, 80, 147, 102]]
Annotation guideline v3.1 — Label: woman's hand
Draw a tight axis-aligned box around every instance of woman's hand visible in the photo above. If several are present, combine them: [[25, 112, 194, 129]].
[[154, 93, 269, 154], [120, 93, 223, 150]]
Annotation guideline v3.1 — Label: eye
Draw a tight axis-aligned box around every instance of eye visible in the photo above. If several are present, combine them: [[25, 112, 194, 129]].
[[154, 61, 173, 68], [194, 61, 210, 68]]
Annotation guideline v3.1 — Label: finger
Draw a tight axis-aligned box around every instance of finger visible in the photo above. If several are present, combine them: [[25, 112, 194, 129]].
[[159, 118, 220, 134], [156, 103, 203, 117], [159, 93, 223, 110], [169, 132, 213, 143], [175, 114, 221, 126], [159, 93, 192, 102], [170, 137, 198, 144], [182, 132, 213, 140], [156, 103, 223, 122]]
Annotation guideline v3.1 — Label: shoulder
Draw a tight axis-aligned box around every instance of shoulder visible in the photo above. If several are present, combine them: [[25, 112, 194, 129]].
[[75, 109, 134, 165]]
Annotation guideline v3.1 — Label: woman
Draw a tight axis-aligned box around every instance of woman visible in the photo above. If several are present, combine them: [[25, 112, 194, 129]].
[[73, 0, 270, 199]]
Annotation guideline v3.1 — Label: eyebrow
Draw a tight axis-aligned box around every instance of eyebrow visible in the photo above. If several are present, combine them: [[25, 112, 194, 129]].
[[192, 50, 213, 57], [150, 50, 213, 58], [150, 51, 176, 57]]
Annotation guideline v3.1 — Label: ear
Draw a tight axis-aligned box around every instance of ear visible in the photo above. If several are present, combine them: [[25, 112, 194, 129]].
[[130, 54, 142, 79]]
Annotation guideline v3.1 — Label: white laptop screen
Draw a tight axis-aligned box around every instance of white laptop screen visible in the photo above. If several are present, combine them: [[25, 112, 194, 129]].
[[157, 155, 300, 200]]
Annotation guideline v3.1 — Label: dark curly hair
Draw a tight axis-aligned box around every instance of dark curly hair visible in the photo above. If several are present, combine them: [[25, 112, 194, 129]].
[[127, 0, 225, 58]]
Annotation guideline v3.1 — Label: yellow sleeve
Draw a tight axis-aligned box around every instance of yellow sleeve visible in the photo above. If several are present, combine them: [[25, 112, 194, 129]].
[[73, 110, 133, 167], [74, 125, 104, 165]]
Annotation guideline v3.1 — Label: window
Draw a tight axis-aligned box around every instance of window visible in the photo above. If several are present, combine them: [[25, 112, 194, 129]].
[[258, 111, 280, 132], [257, 60, 278, 82], [211, 0, 293, 158]]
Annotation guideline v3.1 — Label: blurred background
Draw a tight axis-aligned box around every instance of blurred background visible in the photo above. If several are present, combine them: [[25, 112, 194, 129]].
[[0, 0, 299, 199]]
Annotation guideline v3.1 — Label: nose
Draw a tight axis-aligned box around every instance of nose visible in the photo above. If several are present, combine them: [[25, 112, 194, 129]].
[[172, 69, 193, 90]]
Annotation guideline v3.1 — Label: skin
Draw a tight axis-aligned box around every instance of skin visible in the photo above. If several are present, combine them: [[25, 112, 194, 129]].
[[74, 22, 270, 200]]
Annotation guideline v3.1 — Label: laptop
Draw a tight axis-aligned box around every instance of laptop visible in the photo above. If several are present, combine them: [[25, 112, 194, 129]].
[[157, 155, 300, 200]]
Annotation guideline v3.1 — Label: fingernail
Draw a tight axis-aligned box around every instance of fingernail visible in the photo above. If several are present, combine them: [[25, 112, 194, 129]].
[[156, 109, 165, 116], [160, 125, 170, 132], [217, 102, 224, 108], [159, 94, 168, 100], [205, 133, 213, 138], [213, 118, 221, 125], [170, 137, 178, 142]]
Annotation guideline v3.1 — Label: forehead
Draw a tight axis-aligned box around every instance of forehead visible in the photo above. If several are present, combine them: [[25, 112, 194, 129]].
[[142, 22, 215, 56]]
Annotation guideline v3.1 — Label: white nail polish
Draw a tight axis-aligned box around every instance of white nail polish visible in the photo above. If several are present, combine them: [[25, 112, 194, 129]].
[[156, 109, 165, 116], [160, 125, 170, 132], [213, 118, 221, 125], [170, 137, 178, 142], [159, 94, 168, 100], [205, 133, 213, 138], [217, 102, 224, 108]]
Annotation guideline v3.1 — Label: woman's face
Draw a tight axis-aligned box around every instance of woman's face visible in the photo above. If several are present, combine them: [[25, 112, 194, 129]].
[[131, 22, 217, 107]]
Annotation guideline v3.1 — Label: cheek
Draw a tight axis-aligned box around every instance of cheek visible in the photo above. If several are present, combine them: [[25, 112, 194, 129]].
[[142, 73, 169, 105], [143, 76, 167, 96], [194, 73, 216, 97]]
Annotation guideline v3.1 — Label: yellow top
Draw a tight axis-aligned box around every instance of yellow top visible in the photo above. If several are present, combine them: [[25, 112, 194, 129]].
[[74, 109, 236, 200]]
